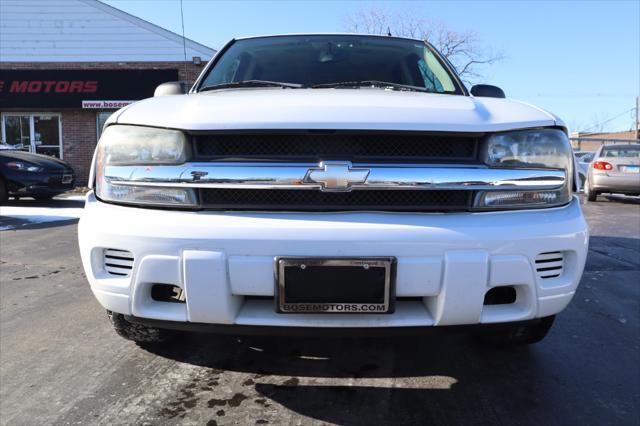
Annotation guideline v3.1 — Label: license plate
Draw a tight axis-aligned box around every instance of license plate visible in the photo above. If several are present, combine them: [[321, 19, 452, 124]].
[[620, 165, 639, 173], [62, 174, 73, 184], [276, 257, 395, 314]]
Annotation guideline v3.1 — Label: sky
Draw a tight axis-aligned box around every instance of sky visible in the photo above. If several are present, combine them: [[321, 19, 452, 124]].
[[103, 0, 640, 134]]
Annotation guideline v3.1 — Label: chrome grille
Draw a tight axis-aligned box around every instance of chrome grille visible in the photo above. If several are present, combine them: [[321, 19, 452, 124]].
[[194, 132, 479, 162], [102, 128, 568, 212], [103, 249, 134, 277], [201, 188, 473, 212], [535, 252, 564, 279]]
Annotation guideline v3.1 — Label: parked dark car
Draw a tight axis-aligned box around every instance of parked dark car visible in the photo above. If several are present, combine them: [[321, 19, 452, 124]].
[[0, 149, 75, 203]]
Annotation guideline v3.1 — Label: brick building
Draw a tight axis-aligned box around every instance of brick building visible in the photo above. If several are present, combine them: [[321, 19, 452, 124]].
[[0, 0, 216, 184], [570, 130, 640, 152]]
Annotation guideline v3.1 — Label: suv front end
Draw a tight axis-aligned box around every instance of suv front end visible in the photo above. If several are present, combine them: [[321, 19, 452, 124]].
[[78, 34, 588, 345]]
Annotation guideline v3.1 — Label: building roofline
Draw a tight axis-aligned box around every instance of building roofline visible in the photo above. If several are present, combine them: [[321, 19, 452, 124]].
[[86, 0, 216, 57]]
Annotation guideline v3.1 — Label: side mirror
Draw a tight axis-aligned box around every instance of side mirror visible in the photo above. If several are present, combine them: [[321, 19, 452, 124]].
[[470, 84, 506, 98], [154, 81, 188, 97]]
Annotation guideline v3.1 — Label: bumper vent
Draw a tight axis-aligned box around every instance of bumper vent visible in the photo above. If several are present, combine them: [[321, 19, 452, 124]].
[[194, 132, 479, 163], [535, 252, 564, 279], [103, 249, 134, 277]]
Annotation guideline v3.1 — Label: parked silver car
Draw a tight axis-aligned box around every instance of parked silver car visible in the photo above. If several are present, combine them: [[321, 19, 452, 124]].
[[585, 144, 640, 201]]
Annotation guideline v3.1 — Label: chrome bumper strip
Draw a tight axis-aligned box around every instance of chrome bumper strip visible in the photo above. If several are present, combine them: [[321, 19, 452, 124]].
[[104, 162, 566, 191]]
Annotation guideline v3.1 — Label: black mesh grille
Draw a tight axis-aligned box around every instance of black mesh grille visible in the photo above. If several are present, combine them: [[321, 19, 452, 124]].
[[200, 189, 472, 212], [194, 132, 478, 162]]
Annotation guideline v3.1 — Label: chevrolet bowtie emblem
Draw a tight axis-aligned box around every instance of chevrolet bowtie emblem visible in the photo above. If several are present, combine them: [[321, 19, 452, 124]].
[[304, 161, 370, 192]]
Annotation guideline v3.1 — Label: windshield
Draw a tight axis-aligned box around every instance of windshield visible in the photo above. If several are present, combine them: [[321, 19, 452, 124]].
[[601, 146, 640, 158], [575, 152, 594, 162], [198, 35, 462, 94]]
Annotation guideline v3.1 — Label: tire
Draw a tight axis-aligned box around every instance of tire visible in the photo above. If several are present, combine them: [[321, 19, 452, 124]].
[[0, 178, 7, 204], [107, 311, 176, 344], [585, 180, 598, 202], [474, 316, 556, 345]]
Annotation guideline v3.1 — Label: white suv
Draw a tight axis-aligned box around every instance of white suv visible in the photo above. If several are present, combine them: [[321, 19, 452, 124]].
[[79, 34, 588, 345]]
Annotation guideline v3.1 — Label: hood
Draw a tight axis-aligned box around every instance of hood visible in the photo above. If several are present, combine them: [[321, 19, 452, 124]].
[[0, 150, 72, 171], [114, 88, 561, 133]]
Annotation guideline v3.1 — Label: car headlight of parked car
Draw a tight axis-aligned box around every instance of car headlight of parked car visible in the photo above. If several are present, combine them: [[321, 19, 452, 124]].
[[95, 125, 197, 207], [6, 161, 44, 173], [475, 129, 573, 209]]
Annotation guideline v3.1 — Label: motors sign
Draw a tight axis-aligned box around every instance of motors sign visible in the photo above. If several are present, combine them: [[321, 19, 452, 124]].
[[0, 69, 179, 108]]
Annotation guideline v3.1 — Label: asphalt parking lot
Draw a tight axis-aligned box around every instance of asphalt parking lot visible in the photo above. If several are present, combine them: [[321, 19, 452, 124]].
[[0, 195, 638, 426]]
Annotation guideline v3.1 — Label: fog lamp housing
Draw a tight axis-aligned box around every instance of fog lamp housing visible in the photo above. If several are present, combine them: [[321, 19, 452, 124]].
[[98, 182, 197, 207], [474, 189, 569, 210]]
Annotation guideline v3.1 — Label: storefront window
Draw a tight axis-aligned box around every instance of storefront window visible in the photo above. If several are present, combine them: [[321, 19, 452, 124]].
[[3, 115, 31, 151], [96, 112, 114, 140], [1, 113, 62, 158], [33, 115, 61, 157]]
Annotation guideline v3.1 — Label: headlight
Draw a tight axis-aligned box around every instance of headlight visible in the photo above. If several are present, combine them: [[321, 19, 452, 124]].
[[7, 161, 44, 173], [483, 129, 572, 169], [99, 125, 188, 165], [95, 125, 197, 207], [475, 129, 573, 209]]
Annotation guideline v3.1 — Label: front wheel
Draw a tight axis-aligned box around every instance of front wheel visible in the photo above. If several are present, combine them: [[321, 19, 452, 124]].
[[474, 316, 556, 345], [107, 311, 176, 344]]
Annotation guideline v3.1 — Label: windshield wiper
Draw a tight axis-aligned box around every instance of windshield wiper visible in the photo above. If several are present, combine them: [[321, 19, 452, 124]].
[[200, 80, 303, 92], [310, 80, 432, 93]]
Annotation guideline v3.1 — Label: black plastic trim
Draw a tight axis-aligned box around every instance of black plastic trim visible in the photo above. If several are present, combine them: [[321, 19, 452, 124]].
[[123, 315, 556, 337]]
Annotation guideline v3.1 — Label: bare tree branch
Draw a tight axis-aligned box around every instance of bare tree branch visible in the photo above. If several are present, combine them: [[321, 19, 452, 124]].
[[344, 6, 504, 85]]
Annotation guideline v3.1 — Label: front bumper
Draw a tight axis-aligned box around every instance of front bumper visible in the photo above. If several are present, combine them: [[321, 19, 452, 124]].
[[6, 170, 75, 195], [78, 192, 589, 328]]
